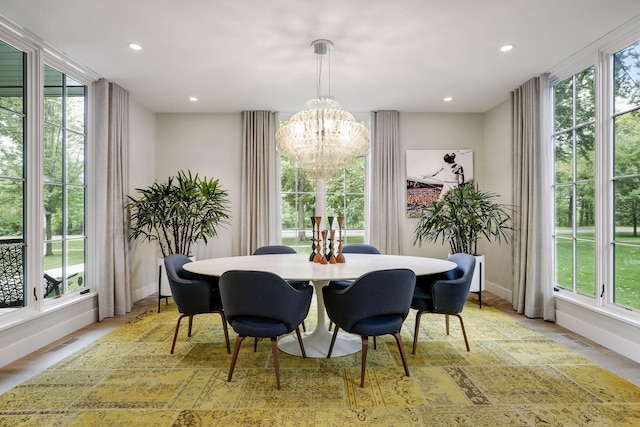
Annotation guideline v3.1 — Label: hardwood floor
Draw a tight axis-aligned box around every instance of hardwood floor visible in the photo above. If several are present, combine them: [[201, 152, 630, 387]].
[[1, 292, 639, 395]]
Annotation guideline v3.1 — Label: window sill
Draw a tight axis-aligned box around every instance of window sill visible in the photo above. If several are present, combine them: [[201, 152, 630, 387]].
[[0, 291, 97, 332], [554, 290, 640, 329]]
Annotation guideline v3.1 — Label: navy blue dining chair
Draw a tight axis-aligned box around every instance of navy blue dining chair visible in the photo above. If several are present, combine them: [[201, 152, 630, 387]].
[[164, 254, 230, 354], [411, 253, 476, 355], [252, 245, 311, 331], [219, 270, 313, 389], [323, 268, 416, 388], [327, 243, 382, 330]]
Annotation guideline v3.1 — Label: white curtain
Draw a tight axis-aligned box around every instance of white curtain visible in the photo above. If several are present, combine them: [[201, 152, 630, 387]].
[[94, 79, 132, 320], [240, 111, 278, 255], [511, 74, 555, 321], [368, 111, 401, 254]]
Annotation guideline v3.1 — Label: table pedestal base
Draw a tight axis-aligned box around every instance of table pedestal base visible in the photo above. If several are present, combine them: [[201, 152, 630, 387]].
[[278, 328, 361, 358], [277, 279, 362, 358]]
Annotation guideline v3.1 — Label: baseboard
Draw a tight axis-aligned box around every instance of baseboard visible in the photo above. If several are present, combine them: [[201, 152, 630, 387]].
[[133, 281, 157, 303], [0, 301, 97, 367], [485, 280, 512, 302], [555, 299, 640, 364]]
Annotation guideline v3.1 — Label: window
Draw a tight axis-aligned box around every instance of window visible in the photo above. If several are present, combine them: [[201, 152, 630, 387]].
[[279, 118, 368, 253], [42, 65, 87, 299], [0, 40, 26, 309], [553, 67, 596, 297], [552, 36, 640, 312], [0, 23, 91, 320], [612, 40, 640, 310]]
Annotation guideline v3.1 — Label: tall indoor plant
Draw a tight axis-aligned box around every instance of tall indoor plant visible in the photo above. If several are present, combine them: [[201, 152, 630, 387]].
[[413, 183, 512, 303], [127, 170, 230, 257], [126, 170, 230, 306]]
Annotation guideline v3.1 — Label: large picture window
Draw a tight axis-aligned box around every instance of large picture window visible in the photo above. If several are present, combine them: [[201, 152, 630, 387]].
[[43, 65, 87, 299], [279, 119, 368, 253], [0, 40, 26, 309], [0, 24, 91, 321], [612, 40, 640, 310], [552, 37, 640, 313], [553, 67, 596, 298]]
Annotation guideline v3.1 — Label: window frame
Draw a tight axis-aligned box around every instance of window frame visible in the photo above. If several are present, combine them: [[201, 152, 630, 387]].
[[550, 22, 640, 322], [277, 112, 370, 252], [0, 19, 98, 325]]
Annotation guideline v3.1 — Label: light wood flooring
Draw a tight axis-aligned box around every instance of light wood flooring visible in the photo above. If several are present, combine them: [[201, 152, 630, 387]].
[[1, 292, 639, 395]]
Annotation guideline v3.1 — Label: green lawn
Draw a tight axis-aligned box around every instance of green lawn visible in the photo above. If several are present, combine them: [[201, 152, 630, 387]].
[[556, 231, 640, 311], [282, 234, 364, 253], [43, 239, 85, 294]]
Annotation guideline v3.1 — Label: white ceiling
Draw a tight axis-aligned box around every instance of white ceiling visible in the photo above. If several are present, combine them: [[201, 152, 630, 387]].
[[2, 0, 640, 114]]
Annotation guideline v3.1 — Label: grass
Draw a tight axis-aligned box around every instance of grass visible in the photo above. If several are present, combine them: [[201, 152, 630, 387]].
[[282, 234, 364, 253], [556, 230, 640, 311], [42, 239, 85, 295]]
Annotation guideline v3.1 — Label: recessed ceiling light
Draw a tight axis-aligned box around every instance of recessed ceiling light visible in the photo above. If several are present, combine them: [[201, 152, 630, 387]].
[[500, 44, 514, 52], [444, 97, 453, 102], [189, 97, 198, 102], [129, 43, 142, 51]]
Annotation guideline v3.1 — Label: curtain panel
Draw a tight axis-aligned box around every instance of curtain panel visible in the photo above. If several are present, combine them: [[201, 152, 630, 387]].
[[369, 111, 401, 254], [511, 74, 555, 321], [94, 79, 132, 320], [240, 111, 279, 255]]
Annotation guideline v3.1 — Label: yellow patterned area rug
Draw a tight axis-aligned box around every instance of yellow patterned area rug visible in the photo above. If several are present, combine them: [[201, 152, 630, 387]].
[[1, 299, 640, 427]]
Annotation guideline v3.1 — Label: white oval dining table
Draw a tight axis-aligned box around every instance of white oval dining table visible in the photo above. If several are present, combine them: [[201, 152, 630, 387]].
[[183, 253, 456, 358]]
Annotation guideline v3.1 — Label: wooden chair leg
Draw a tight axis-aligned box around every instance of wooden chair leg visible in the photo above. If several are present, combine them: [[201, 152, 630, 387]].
[[360, 336, 369, 388], [270, 337, 281, 389], [217, 311, 231, 354], [295, 327, 306, 358], [445, 314, 450, 335], [412, 310, 425, 355], [327, 326, 340, 358], [187, 315, 194, 337], [392, 331, 410, 377], [302, 320, 306, 332], [373, 336, 377, 350], [228, 336, 246, 382], [455, 314, 470, 351], [170, 314, 187, 354], [254, 337, 259, 352]]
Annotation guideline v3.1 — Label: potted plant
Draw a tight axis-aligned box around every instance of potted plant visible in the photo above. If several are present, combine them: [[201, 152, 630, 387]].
[[126, 170, 230, 303], [412, 183, 513, 304]]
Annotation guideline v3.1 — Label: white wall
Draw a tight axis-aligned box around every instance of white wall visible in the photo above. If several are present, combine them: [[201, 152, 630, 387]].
[[155, 113, 243, 260], [481, 100, 514, 300], [128, 100, 158, 301], [398, 112, 485, 257]]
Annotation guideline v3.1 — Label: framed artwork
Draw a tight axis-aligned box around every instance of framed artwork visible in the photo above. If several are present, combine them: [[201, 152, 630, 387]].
[[406, 149, 474, 218]]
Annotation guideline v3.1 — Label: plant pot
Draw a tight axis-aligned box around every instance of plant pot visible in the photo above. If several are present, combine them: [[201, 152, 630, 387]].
[[469, 254, 484, 308], [469, 254, 485, 293]]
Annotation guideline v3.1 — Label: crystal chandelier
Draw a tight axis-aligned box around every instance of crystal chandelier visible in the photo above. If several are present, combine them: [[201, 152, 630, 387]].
[[276, 39, 370, 181]]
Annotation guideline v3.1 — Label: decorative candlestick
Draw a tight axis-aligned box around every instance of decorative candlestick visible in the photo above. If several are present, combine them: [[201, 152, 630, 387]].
[[336, 216, 345, 263], [329, 230, 337, 263], [326, 216, 334, 262], [320, 230, 328, 264], [313, 216, 323, 263], [309, 216, 317, 261]]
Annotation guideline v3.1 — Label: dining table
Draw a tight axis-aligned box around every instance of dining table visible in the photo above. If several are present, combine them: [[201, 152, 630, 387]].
[[183, 252, 456, 358]]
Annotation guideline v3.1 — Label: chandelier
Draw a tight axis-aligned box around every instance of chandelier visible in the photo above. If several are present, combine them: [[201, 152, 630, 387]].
[[276, 39, 370, 181]]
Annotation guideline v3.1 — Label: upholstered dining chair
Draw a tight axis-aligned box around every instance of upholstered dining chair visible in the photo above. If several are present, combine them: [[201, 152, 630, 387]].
[[327, 243, 382, 331], [411, 253, 476, 355], [323, 268, 416, 388], [219, 270, 313, 389], [164, 254, 231, 355], [252, 245, 310, 331], [328, 244, 381, 288]]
